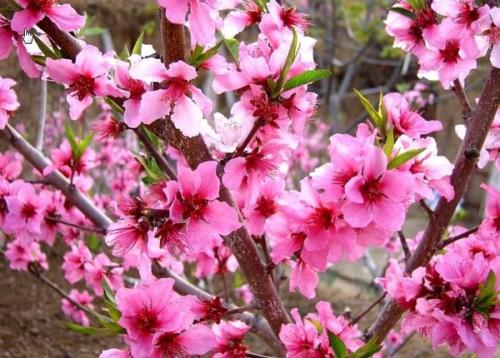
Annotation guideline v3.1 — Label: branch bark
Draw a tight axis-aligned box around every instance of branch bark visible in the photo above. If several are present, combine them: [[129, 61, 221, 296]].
[[366, 67, 500, 344]]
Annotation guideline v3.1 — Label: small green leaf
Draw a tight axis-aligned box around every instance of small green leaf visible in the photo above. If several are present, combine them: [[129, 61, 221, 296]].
[[132, 32, 145, 56], [349, 338, 382, 358], [354, 89, 383, 130], [104, 97, 125, 114], [191, 41, 223, 67], [329, 332, 348, 358], [283, 69, 332, 91], [31, 55, 46, 66], [102, 279, 116, 305], [383, 127, 394, 157], [78, 132, 93, 158], [474, 270, 498, 316], [33, 36, 59, 59], [65, 321, 124, 336], [407, 0, 426, 10], [85, 234, 101, 252], [223, 37, 240, 65], [274, 29, 299, 97], [389, 7, 416, 19], [387, 148, 425, 169], [118, 44, 130, 61], [64, 122, 79, 158]]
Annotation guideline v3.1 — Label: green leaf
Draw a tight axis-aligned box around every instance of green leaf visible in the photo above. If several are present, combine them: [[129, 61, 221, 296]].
[[134, 154, 165, 185], [79, 27, 106, 37], [65, 321, 124, 336], [191, 41, 223, 67], [328, 332, 348, 358], [102, 279, 116, 305], [118, 44, 130, 61], [354, 89, 384, 130], [349, 338, 382, 358], [383, 127, 394, 157], [85, 234, 101, 252], [389, 7, 416, 19], [474, 270, 498, 316], [283, 69, 332, 91], [64, 122, 79, 158], [223, 37, 240, 65], [33, 36, 59, 59], [104, 97, 125, 114], [104, 300, 121, 322], [31, 55, 46, 66], [78, 132, 93, 158], [132, 32, 145, 56], [407, 0, 426, 10], [274, 29, 299, 97], [387, 148, 425, 169]]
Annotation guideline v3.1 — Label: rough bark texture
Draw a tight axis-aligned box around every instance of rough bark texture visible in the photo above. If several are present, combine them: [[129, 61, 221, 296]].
[[367, 67, 500, 343]]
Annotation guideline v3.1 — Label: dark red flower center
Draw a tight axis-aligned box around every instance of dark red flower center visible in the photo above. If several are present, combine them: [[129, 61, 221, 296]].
[[409, 8, 438, 43], [70, 75, 96, 101], [250, 93, 279, 125], [309, 207, 334, 230], [128, 79, 146, 100], [136, 307, 159, 334], [27, 0, 55, 12], [154, 332, 186, 356], [199, 297, 228, 323], [182, 194, 208, 220], [157, 219, 186, 254], [244, 2, 262, 24], [455, 3, 479, 27], [361, 180, 384, 202], [0, 197, 7, 218], [165, 78, 190, 101], [21, 202, 37, 220], [281, 6, 310, 31], [255, 196, 277, 218], [440, 40, 460, 63]]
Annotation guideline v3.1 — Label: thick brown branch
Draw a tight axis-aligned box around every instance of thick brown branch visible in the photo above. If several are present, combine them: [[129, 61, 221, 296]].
[[366, 67, 500, 344]]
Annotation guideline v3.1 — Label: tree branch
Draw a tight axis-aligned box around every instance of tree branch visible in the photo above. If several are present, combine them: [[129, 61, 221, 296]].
[[452, 79, 473, 124], [366, 67, 500, 344], [438, 226, 479, 249]]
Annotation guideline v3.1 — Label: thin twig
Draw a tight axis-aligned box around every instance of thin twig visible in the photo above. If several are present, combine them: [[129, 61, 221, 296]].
[[452, 79, 472, 124], [350, 293, 386, 326], [438, 226, 479, 249], [397, 231, 411, 263], [246, 352, 274, 358], [45, 216, 106, 235], [419, 200, 433, 217], [225, 304, 259, 317]]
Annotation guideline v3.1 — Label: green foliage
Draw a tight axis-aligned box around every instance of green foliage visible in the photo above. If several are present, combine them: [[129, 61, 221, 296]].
[[387, 148, 425, 169], [223, 37, 240, 65], [191, 41, 223, 67], [132, 32, 145, 56], [64, 122, 93, 162], [283, 69, 332, 91], [349, 339, 382, 358], [33, 36, 59, 59], [354, 89, 386, 134], [134, 154, 166, 185], [474, 271, 499, 318], [328, 332, 348, 358], [274, 29, 299, 98], [78, 16, 106, 37]]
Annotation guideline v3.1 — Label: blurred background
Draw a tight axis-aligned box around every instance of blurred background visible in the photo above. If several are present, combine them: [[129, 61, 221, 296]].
[[0, 0, 497, 357]]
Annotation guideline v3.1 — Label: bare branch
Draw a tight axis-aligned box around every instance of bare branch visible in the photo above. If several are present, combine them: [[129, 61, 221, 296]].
[[35, 79, 47, 150], [438, 226, 480, 249], [452, 79, 473, 124], [397, 231, 411, 263], [350, 293, 386, 326]]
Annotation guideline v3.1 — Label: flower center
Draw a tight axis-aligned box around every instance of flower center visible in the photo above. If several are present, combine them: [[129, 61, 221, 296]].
[[361, 180, 383, 202], [455, 3, 479, 27], [27, 0, 55, 11], [255, 196, 277, 218], [440, 40, 460, 63], [21, 202, 37, 221], [70, 75, 96, 101], [165, 78, 190, 101], [154, 332, 186, 355], [309, 207, 333, 230], [136, 307, 158, 334], [182, 194, 208, 220], [128, 79, 145, 100], [281, 6, 310, 31]]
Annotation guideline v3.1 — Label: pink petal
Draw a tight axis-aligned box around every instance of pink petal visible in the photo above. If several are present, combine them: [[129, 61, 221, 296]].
[[178, 325, 216, 354], [130, 58, 169, 83], [342, 201, 372, 228], [123, 99, 141, 128], [139, 89, 169, 125], [171, 95, 202, 137], [203, 201, 242, 236], [66, 93, 93, 120], [222, 157, 246, 189], [158, 0, 188, 24], [372, 199, 405, 232], [16, 39, 41, 78], [194, 161, 220, 200], [190, 85, 213, 116], [46, 58, 79, 84], [187, 1, 217, 46], [10, 8, 45, 33], [222, 11, 251, 38], [46, 4, 85, 32], [75, 45, 110, 77], [0, 29, 14, 60], [165, 61, 197, 81], [363, 146, 387, 180]]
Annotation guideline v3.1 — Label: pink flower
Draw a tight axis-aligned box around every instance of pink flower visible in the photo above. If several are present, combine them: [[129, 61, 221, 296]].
[[106, 217, 150, 257], [480, 184, 500, 237], [61, 289, 94, 326], [418, 19, 482, 88], [280, 309, 325, 358], [114, 60, 147, 128], [383, 92, 442, 138], [213, 320, 249, 358], [342, 145, 415, 232], [10, 0, 85, 33], [62, 240, 92, 283], [0, 17, 41, 78], [46, 45, 127, 120], [83, 253, 124, 296], [0, 152, 22, 180], [157, 0, 220, 46], [431, 0, 491, 34], [486, 7, 500, 68], [150, 324, 215, 358], [116, 278, 191, 357], [222, 1, 262, 38], [99, 349, 132, 358], [0, 76, 19, 129], [3, 182, 49, 238], [4, 239, 48, 271], [130, 59, 212, 137], [242, 179, 284, 236], [169, 161, 241, 246]]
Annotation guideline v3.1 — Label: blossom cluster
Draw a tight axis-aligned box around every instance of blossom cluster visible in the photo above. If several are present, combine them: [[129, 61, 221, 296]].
[[386, 0, 499, 88]]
